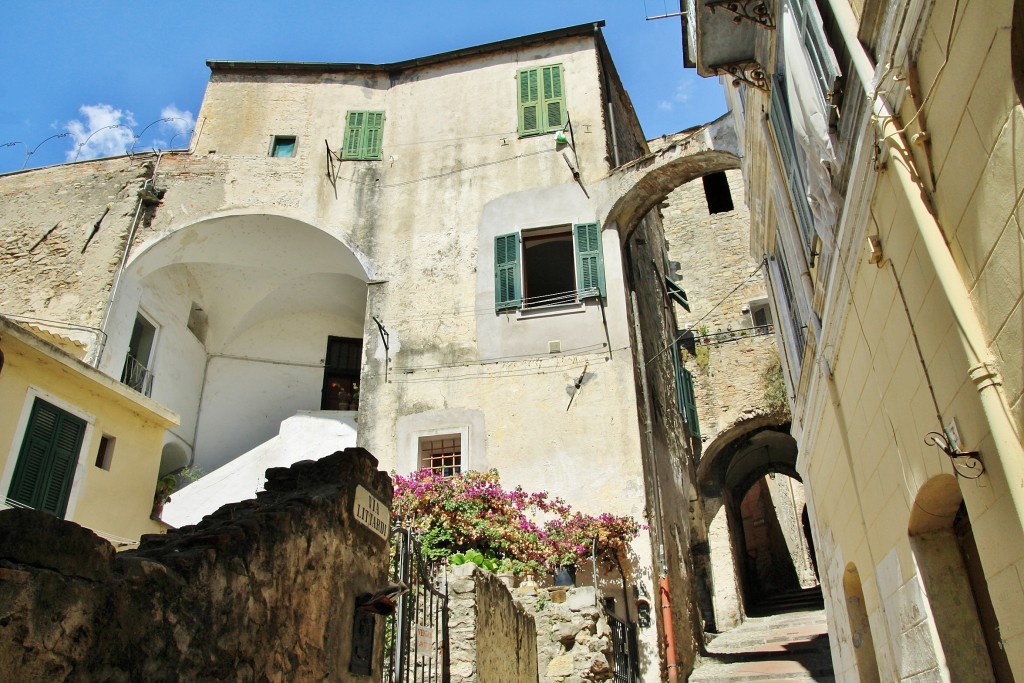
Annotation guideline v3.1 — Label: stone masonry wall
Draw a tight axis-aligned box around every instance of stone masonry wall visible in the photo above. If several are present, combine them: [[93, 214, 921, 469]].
[[0, 447, 392, 682], [447, 565, 539, 683], [658, 166, 780, 445], [519, 585, 614, 682]]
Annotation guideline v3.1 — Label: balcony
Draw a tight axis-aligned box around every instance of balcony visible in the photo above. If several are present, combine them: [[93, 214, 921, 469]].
[[121, 354, 154, 397], [684, 0, 773, 90]]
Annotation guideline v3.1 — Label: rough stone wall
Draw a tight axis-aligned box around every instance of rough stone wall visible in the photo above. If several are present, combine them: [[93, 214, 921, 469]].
[[658, 167, 780, 445], [0, 447, 392, 682], [0, 158, 153, 346], [447, 565, 539, 683], [518, 586, 614, 682]]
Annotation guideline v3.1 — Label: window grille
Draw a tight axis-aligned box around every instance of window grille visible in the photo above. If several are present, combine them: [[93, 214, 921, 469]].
[[419, 435, 462, 478]]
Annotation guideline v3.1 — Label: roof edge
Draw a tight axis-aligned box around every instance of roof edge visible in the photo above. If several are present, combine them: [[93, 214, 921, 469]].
[[207, 21, 605, 74]]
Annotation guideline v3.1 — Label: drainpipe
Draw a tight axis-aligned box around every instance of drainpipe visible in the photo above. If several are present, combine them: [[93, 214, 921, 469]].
[[879, 122, 1024, 520], [89, 152, 163, 368], [660, 577, 679, 683]]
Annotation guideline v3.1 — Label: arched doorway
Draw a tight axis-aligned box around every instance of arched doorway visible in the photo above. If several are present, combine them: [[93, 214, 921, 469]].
[[909, 475, 1012, 682], [100, 213, 370, 473]]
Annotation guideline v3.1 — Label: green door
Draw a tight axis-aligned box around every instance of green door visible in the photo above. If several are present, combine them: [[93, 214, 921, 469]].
[[8, 399, 85, 518]]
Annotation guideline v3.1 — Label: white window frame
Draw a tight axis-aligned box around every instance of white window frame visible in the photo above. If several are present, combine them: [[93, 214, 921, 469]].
[[0, 386, 96, 522]]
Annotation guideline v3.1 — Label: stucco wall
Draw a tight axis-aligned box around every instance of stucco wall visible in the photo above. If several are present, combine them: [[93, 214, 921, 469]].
[[0, 320, 174, 541]]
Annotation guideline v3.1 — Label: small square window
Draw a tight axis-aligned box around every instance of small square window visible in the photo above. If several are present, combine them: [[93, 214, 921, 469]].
[[748, 299, 775, 334], [702, 171, 734, 214], [270, 136, 296, 157], [95, 435, 115, 470], [419, 434, 462, 478]]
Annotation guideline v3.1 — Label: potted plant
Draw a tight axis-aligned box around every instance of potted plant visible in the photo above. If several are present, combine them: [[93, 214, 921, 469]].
[[152, 474, 177, 518]]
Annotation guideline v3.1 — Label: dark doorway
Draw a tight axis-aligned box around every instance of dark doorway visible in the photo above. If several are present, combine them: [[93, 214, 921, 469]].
[[321, 336, 362, 410]]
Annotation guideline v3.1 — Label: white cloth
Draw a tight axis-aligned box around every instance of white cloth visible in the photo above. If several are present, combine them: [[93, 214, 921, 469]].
[[782, 4, 841, 239]]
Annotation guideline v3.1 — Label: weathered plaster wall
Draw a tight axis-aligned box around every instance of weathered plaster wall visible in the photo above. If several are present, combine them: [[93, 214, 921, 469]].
[[0, 447, 392, 682], [789, 1, 1024, 679], [0, 158, 152, 346]]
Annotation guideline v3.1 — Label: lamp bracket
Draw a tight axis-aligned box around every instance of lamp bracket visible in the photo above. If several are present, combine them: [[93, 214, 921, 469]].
[[707, 0, 776, 28], [712, 60, 769, 91], [924, 431, 984, 479]]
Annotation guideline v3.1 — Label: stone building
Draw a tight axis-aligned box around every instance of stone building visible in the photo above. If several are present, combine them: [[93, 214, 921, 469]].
[[685, 0, 1024, 679], [0, 22, 754, 680]]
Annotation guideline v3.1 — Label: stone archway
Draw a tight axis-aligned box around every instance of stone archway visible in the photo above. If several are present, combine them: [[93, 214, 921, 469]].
[[100, 213, 370, 473], [695, 421, 819, 627]]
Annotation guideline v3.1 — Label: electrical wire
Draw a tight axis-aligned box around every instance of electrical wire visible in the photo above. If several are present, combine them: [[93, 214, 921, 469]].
[[645, 260, 768, 366]]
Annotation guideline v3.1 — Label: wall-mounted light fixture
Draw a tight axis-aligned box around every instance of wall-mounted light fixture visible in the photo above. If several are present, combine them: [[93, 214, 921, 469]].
[[924, 431, 984, 479]]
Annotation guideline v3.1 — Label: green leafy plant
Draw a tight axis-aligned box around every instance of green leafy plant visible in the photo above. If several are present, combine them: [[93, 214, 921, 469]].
[[762, 356, 790, 417], [695, 345, 711, 372]]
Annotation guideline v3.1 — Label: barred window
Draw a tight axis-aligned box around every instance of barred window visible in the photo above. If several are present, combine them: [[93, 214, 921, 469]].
[[419, 435, 462, 478]]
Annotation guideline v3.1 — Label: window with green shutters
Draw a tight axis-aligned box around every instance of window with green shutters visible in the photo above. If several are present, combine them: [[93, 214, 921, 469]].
[[342, 111, 385, 160], [494, 222, 604, 311], [8, 399, 86, 518], [678, 364, 700, 439], [518, 64, 565, 136]]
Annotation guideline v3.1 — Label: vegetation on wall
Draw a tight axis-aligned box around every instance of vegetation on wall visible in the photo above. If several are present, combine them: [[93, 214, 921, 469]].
[[761, 356, 790, 417], [392, 469, 640, 573]]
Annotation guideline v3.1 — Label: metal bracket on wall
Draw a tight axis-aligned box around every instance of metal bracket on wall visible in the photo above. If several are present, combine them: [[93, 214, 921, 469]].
[[707, 0, 776, 28], [713, 61, 770, 91]]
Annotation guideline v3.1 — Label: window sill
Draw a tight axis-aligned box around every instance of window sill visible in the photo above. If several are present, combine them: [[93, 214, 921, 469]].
[[515, 301, 587, 319]]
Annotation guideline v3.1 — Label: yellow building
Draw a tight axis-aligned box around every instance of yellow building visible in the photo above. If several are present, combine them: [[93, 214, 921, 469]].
[[685, 0, 1024, 679], [0, 316, 177, 544]]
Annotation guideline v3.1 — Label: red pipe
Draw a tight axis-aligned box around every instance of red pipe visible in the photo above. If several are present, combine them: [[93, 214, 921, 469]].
[[660, 576, 679, 683]]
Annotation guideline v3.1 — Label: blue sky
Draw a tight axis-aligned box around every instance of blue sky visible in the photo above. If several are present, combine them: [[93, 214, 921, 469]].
[[0, 1, 726, 174]]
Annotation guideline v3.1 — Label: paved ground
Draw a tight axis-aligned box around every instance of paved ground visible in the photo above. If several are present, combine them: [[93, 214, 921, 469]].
[[688, 591, 835, 682]]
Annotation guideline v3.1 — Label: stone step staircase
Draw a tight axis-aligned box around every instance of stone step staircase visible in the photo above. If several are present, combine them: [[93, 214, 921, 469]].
[[689, 588, 835, 682]]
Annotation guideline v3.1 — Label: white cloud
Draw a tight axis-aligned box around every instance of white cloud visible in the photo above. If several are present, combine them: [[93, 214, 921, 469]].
[[66, 104, 137, 161], [143, 105, 197, 151], [656, 79, 694, 113]]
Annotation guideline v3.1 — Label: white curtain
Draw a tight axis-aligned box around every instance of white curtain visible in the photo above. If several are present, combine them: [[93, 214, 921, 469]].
[[782, 4, 841, 239]]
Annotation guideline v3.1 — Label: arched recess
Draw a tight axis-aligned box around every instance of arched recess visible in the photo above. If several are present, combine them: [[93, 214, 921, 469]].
[[843, 563, 880, 683], [102, 213, 371, 473], [908, 475, 1012, 682]]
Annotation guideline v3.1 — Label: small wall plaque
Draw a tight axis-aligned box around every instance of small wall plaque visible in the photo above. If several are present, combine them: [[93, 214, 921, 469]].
[[353, 485, 389, 540]]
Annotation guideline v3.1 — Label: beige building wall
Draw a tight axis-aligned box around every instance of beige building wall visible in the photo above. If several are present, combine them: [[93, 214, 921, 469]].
[[717, 0, 1024, 678], [0, 318, 176, 542]]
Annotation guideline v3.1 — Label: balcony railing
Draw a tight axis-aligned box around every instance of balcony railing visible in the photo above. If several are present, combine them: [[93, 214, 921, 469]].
[[121, 354, 154, 397]]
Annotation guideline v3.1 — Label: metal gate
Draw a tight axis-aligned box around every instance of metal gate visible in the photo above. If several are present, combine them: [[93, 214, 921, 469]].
[[608, 614, 639, 683], [385, 528, 450, 683]]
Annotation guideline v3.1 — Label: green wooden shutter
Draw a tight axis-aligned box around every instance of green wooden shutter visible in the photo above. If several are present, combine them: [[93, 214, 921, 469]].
[[342, 111, 365, 160], [494, 233, 521, 310], [541, 65, 565, 131], [680, 367, 700, 438], [8, 399, 85, 518], [363, 112, 384, 160], [518, 68, 541, 136], [671, 342, 685, 413], [573, 222, 605, 298]]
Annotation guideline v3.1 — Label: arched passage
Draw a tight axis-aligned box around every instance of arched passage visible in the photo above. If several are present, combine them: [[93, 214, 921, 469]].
[[696, 421, 820, 627], [101, 213, 370, 472]]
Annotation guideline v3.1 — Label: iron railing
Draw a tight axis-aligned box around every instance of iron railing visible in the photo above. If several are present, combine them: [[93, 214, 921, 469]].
[[121, 354, 154, 396]]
